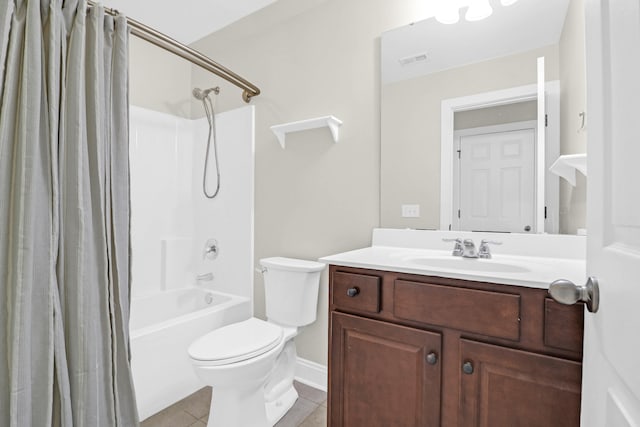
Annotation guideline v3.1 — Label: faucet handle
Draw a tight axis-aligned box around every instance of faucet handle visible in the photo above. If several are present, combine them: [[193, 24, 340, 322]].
[[442, 238, 464, 256], [478, 239, 502, 258]]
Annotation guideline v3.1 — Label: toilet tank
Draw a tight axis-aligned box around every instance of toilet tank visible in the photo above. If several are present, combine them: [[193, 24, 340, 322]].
[[260, 257, 325, 327]]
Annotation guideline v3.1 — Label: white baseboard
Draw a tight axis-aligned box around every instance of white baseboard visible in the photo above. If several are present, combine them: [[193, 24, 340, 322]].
[[294, 357, 327, 392]]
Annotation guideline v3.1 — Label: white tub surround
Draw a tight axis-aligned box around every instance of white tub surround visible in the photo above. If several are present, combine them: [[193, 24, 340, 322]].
[[320, 228, 585, 289], [129, 105, 254, 298], [130, 288, 251, 421]]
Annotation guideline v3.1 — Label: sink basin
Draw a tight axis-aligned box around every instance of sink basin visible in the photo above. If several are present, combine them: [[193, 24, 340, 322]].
[[403, 256, 531, 273]]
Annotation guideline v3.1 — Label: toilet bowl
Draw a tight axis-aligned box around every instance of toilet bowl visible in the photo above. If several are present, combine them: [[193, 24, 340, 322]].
[[188, 257, 325, 427]]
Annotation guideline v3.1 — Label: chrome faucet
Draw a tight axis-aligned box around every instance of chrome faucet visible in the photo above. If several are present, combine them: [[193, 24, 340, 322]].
[[478, 239, 502, 259], [196, 272, 214, 284], [442, 238, 464, 256], [461, 239, 478, 258], [444, 238, 502, 258]]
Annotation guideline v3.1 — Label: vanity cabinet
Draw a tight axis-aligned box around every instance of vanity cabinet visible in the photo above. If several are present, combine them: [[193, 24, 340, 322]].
[[328, 266, 584, 427]]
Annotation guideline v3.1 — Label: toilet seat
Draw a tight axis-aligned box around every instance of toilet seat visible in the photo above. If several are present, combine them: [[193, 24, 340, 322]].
[[188, 318, 283, 366]]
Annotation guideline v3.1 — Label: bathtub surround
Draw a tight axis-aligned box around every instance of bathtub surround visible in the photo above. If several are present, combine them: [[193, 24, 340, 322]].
[[129, 105, 254, 299], [128, 105, 255, 419], [0, 2, 137, 425]]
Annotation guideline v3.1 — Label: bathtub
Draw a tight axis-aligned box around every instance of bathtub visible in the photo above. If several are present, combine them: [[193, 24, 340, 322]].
[[130, 287, 251, 420]]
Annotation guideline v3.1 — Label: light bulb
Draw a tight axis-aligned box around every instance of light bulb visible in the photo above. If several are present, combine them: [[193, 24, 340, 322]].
[[435, 3, 460, 25], [501, 0, 519, 5], [465, 0, 493, 21]]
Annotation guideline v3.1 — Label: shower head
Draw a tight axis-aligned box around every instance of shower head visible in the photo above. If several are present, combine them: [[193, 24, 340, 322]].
[[192, 87, 220, 100]]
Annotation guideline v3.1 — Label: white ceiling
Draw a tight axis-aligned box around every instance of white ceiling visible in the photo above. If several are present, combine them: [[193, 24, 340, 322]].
[[382, 0, 571, 84], [100, 0, 277, 44]]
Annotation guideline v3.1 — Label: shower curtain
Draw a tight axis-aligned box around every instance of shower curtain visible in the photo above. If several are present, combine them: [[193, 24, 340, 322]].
[[0, 0, 138, 425]]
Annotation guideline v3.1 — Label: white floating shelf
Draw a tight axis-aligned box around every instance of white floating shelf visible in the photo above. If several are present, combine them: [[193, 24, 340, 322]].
[[549, 153, 587, 186], [270, 115, 343, 148]]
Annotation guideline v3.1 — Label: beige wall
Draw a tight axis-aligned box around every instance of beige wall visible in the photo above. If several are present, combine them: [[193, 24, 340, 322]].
[[381, 46, 560, 229], [189, 0, 424, 365], [559, 0, 587, 234], [129, 37, 192, 118]]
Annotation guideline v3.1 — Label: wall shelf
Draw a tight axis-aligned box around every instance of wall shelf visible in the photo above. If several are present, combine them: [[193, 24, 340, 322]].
[[270, 115, 343, 148], [549, 153, 587, 186]]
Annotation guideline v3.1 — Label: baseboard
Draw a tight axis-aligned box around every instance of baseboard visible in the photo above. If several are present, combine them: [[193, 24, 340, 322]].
[[294, 357, 327, 392]]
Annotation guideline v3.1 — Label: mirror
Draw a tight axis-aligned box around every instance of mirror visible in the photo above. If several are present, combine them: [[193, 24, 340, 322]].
[[380, 0, 587, 235]]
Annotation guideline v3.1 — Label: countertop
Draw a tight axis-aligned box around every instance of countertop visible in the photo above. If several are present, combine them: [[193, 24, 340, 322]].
[[320, 229, 587, 290]]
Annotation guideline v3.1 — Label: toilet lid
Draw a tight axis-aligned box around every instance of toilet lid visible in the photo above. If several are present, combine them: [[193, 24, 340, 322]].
[[188, 318, 283, 365]]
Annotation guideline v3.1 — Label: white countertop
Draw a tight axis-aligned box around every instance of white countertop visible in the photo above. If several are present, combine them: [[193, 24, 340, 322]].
[[319, 229, 586, 290]]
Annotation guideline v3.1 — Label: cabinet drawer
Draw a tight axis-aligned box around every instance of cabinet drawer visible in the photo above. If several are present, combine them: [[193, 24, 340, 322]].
[[544, 298, 584, 354], [393, 280, 521, 341], [331, 271, 381, 314]]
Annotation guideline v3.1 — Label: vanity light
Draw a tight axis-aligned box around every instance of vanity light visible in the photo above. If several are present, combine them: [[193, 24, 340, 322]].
[[465, 0, 493, 22], [435, 2, 460, 24], [500, 0, 519, 5]]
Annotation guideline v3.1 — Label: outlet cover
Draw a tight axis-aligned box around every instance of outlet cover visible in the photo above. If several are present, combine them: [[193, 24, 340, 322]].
[[401, 204, 420, 218]]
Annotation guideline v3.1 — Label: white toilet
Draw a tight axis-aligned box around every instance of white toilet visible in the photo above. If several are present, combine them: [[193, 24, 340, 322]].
[[188, 257, 325, 427]]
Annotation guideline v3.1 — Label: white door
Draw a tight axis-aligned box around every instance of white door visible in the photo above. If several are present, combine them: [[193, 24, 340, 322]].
[[458, 129, 535, 233], [580, 0, 640, 425]]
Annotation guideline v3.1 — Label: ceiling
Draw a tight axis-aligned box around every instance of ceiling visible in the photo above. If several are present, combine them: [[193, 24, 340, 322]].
[[382, 0, 571, 84], [100, 0, 277, 44]]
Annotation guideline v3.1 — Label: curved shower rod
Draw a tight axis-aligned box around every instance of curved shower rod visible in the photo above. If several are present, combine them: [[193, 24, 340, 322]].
[[88, 1, 261, 103]]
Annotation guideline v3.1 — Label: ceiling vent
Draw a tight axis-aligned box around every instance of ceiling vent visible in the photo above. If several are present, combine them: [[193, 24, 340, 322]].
[[398, 52, 428, 66]]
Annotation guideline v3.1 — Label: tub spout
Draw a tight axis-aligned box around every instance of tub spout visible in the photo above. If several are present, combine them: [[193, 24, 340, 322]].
[[196, 272, 214, 284]]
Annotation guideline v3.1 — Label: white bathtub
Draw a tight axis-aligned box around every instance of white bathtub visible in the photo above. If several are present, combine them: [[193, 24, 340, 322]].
[[130, 287, 251, 420]]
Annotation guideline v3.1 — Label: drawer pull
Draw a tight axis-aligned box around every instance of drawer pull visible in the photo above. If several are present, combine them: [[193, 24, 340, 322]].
[[462, 361, 474, 375], [426, 352, 438, 365], [346, 287, 360, 297]]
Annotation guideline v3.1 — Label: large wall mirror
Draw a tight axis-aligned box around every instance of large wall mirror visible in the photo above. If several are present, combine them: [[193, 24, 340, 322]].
[[380, 0, 587, 235]]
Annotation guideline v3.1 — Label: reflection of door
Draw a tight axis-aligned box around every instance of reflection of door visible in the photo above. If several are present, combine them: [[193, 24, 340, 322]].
[[457, 129, 535, 233], [580, 0, 640, 425]]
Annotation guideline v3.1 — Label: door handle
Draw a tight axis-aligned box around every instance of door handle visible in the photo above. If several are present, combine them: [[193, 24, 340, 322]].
[[548, 276, 599, 313]]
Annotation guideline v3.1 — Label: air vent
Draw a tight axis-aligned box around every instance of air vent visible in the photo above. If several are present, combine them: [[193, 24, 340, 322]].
[[398, 52, 428, 66]]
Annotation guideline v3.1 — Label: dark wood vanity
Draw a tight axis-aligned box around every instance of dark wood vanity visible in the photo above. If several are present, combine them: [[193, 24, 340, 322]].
[[327, 265, 584, 427]]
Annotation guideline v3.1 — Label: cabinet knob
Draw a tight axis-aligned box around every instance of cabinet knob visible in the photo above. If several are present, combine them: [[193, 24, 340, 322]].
[[346, 287, 360, 297], [426, 352, 438, 365], [462, 361, 474, 375]]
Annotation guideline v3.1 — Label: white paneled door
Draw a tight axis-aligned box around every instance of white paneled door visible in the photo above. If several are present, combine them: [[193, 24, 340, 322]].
[[581, 0, 640, 425], [458, 129, 535, 233]]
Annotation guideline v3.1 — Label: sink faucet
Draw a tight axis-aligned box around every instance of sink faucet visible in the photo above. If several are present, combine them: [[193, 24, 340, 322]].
[[478, 239, 502, 259], [445, 237, 503, 258], [461, 239, 478, 258], [442, 238, 464, 256]]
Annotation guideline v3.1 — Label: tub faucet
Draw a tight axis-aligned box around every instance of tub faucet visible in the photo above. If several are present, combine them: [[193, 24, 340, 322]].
[[196, 272, 214, 284]]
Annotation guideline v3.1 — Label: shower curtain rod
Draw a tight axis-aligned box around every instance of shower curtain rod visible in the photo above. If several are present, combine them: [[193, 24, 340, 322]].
[[89, 1, 261, 103]]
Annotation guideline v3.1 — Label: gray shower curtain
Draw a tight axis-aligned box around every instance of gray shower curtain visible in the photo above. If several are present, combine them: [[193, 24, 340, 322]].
[[0, 0, 138, 425]]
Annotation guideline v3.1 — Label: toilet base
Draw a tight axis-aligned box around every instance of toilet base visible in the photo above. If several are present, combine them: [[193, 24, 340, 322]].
[[266, 385, 298, 425], [206, 382, 269, 427]]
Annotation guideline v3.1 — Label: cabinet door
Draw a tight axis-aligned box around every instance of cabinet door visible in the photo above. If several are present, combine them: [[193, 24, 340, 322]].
[[459, 339, 582, 427], [329, 312, 442, 427]]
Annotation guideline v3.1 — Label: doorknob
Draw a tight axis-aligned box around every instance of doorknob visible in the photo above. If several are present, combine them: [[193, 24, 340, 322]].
[[548, 277, 599, 313]]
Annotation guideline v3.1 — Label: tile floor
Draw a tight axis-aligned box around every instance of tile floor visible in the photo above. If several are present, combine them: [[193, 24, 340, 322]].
[[140, 381, 327, 427]]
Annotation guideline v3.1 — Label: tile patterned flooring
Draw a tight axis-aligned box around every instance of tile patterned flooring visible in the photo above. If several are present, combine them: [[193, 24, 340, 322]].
[[140, 381, 327, 427]]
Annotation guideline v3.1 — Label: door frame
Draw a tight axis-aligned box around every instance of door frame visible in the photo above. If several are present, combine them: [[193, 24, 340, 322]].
[[452, 121, 539, 232], [440, 81, 560, 233]]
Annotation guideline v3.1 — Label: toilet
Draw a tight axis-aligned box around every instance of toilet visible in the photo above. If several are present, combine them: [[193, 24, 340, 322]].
[[188, 257, 325, 427]]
